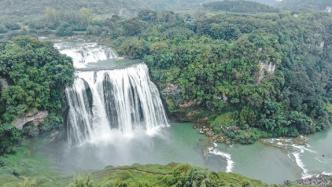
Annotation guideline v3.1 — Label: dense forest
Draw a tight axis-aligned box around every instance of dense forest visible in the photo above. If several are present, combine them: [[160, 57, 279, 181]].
[[0, 0, 332, 146], [97, 11, 332, 144], [0, 37, 74, 154], [0, 0, 332, 186]]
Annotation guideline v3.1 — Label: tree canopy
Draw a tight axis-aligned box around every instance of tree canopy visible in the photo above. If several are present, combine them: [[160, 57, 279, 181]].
[[0, 37, 74, 154], [101, 10, 332, 143]]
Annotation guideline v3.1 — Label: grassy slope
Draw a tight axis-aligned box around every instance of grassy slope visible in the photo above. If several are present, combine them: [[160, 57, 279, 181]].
[[77, 164, 269, 187]]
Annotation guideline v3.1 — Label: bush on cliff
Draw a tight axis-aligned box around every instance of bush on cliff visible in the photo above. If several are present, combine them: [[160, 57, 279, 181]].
[[0, 36, 74, 155]]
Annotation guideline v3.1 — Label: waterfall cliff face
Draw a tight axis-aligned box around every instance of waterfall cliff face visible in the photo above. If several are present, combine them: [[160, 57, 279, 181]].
[[56, 42, 168, 145]]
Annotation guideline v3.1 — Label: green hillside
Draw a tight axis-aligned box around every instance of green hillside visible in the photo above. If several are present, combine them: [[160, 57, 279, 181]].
[[0, 0, 147, 21], [203, 0, 278, 13], [0, 0, 210, 21], [278, 0, 332, 12]]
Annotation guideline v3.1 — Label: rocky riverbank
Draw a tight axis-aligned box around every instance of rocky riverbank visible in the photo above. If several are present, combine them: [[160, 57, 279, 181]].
[[295, 174, 332, 186], [193, 123, 227, 143]]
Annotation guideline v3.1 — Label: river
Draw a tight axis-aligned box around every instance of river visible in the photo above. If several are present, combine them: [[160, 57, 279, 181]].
[[29, 123, 330, 184]]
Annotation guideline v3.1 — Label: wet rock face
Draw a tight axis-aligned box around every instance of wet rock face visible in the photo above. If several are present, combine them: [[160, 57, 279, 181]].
[[22, 121, 40, 137], [162, 84, 197, 109], [161, 83, 203, 122], [161, 84, 185, 121], [0, 77, 8, 91], [103, 74, 119, 129], [12, 111, 48, 130], [256, 62, 276, 84], [161, 84, 182, 106], [82, 79, 93, 116]]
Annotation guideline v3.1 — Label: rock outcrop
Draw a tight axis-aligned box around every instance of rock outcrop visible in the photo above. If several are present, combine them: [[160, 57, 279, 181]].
[[257, 62, 276, 84], [12, 111, 48, 130], [0, 77, 8, 91], [295, 174, 332, 186]]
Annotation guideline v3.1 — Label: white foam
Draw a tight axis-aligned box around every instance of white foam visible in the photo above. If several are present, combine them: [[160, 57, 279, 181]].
[[266, 138, 318, 179], [208, 144, 234, 173], [292, 151, 311, 178], [55, 42, 118, 68], [293, 145, 316, 154], [291, 144, 319, 178], [75, 126, 165, 147], [322, 171, 332, 176]]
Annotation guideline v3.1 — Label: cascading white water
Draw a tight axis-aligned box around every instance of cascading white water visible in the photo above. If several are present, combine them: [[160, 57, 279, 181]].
[[57, 42, 168, 145], [54, 42, 119, 68]]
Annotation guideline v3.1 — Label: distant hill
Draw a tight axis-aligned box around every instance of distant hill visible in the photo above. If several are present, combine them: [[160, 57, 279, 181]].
[[249, 0, 279, 6], [0, 0, 149, 20], [0, 0, 276, 20], [203, 0, 278, 13], [145, 0, 210, 11], [2, 0, 330, 23], [278, 0, 332, 12], [0, 0, 212, 20]]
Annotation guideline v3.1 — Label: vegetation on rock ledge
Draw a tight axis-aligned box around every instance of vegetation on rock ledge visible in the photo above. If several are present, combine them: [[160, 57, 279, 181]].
[[0, 37, 74, 155]]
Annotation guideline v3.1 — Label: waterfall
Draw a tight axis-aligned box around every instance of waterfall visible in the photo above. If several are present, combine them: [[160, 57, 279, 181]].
[[54, 42, 118, 68], [57, 42, 168, 145]]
